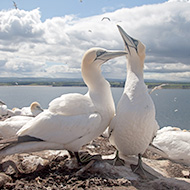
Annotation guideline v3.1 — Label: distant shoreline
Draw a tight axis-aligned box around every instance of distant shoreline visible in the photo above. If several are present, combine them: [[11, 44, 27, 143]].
[[0, 81, 190, 89]]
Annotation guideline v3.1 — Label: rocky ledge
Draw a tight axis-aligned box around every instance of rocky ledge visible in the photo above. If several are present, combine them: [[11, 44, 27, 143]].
[[0, 136, 189, 190]]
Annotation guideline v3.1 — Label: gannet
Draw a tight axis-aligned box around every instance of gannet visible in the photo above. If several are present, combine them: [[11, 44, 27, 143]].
[[0, 48, 126, 163], [0, 102, 43, 117], [13, 1, 17, 9], [109, 25, 159, 178], [0, 116, 34, 139], [149, 83, 168, 94], [151, 126, 190, 166], [0, 105, 8, 116], [17, 101, 44, 116], [101, 17, 111, 21]]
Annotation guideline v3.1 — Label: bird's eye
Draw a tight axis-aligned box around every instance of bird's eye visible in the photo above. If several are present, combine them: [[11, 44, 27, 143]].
[[96, 50, 106, 57], [133, 40, 139, 47]]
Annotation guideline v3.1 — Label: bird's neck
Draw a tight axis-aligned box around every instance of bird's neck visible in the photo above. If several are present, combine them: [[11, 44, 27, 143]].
[[82, 65, 105, 90], [82, 65, 115, 113], [126, 57, 144, 81], [124, 58, 146, 93]]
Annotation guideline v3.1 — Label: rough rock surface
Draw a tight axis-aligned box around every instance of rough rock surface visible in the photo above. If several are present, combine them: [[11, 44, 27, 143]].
[[0, 116, 190, 189]]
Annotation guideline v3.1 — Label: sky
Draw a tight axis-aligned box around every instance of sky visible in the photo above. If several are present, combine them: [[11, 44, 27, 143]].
[[0, 0, 190, 82]]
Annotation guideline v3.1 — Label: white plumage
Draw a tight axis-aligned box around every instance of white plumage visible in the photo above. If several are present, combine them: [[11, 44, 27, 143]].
[[152, 126, 190, 165], [0, 102, 43, 117], [109, 26, 159, 177], [13, 101, 43, 116], [0, 47, 126, 156], [0, 116, 34, 138], [0, 105, 8, 116]]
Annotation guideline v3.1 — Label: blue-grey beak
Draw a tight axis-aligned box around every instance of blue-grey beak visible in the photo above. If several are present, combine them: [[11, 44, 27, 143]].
[[96, 49, 127, 63], [117, 25, 139, 54]]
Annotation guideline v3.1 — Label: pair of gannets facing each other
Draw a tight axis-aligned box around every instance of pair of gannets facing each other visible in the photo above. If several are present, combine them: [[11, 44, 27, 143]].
[[0, 48, 126, 164], [0, 102, 43, 117], [108, 25, 159, 179]]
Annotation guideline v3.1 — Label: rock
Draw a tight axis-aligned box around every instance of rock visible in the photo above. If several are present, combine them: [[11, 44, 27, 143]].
[[149, 178, 190, 190], [0, 132, 190, 189], [0, 172, 12, 188], [182, 170, 190, 178]]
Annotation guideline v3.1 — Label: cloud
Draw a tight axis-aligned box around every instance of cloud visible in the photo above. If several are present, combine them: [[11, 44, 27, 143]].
[[0, 1, 190, 81], [0, 8, 43, 42]]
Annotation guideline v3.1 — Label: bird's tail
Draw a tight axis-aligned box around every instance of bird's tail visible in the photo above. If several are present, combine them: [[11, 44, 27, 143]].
[[0, 136, 64, 156]]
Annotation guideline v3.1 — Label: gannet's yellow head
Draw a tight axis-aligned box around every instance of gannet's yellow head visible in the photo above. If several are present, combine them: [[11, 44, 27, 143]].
[[30, 102, 43, 116], [117, 25, 146, 65], [12, 107, 17, 111], [82, 47, 127, 67], [81, 47, 126, 88]]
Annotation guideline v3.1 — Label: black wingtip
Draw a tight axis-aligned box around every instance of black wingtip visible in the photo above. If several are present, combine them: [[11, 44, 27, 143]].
[[18, 135, 44, 143]]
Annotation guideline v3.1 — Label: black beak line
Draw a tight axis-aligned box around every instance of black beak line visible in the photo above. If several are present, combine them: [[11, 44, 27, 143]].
[[117, 25, 138, 55]]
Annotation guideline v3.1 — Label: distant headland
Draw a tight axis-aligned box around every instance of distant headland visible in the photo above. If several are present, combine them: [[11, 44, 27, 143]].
[[0, 77, 190, 89]]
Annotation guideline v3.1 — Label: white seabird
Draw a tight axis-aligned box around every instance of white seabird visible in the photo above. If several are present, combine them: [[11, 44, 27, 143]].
[[0, 105, 8, 116], [151, 126, 190, 166], [0, 47, 126, 163], [109, 25, 159, 178], [0, 102, 43, 117], [15, 101, 44, 116], [0, 116, 34, 139]]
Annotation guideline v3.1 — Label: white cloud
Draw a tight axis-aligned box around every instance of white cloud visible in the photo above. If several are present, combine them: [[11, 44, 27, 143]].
[[0, 9, 43, 42], [45, 64, 81, 78], [0, 1, 190, 81], [168, 0, 190, 2], [144, 62, 190, 73]]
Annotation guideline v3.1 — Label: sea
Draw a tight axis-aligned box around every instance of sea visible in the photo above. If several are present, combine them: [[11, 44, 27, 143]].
[[0, 86, 190, 130]]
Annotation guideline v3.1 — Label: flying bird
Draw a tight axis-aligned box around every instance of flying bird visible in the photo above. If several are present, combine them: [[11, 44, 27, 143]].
[[12, 1, 17, 9], [109, 25, 159, 179], [101, 17, 111, 21], [0, 47, 126, 165], [149, 83, 168, 94]]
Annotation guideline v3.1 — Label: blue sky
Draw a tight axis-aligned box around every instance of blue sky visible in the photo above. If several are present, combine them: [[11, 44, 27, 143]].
[[1, 0, 168, 21], [0, 0, 190, 81]]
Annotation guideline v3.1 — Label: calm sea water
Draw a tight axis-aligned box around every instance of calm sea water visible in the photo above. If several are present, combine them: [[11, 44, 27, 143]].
[[0, 86, 190, 130]]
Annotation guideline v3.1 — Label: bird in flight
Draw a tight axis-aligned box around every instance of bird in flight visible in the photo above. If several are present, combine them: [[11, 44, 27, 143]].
[[101, 17, 111, 21], [13, 1, 17, 9]]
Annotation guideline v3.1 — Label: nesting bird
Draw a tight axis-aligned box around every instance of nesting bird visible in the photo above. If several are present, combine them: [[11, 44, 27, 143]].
[[151, 126, 190, 166], [0, 116, 34, 139], [109, 25, 159, 179], [0, 102, 43, 117], [0, 48, 126, 164], [0, 102, 43, 139], [16, 102, 44, 117]]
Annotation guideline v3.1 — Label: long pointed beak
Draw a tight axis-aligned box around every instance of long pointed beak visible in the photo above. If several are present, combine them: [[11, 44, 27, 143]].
[[117, 25, 138, 54], [98, 50, 127, 62], [37, 106, 44, 112], [0, 100, 6, 106]]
